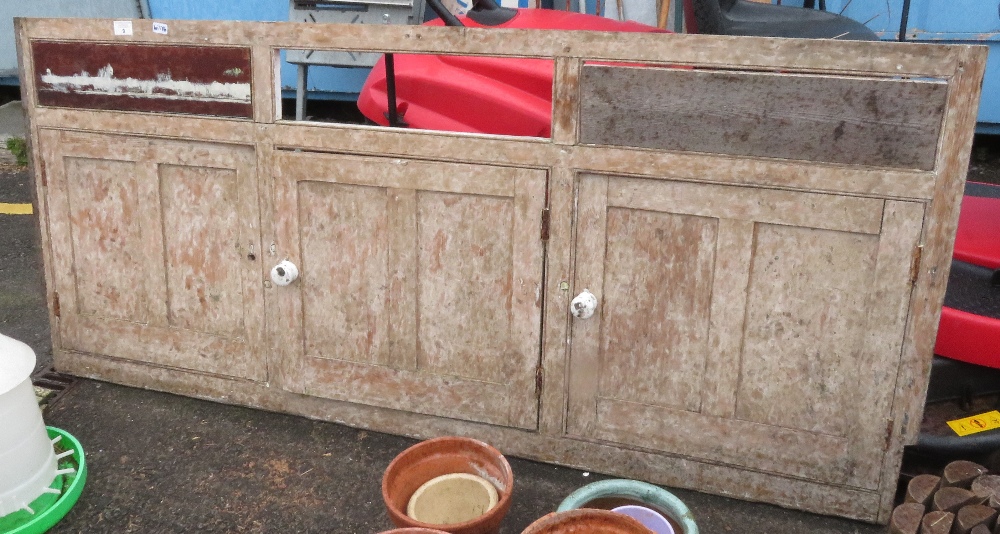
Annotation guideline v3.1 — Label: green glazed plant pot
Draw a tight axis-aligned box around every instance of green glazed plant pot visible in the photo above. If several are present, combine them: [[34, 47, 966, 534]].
[[556, 479, 698, 534]]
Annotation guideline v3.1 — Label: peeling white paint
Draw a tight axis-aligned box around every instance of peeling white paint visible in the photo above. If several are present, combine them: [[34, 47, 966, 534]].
[[40, 64, 250, 103], [471, 462, 507, 493]]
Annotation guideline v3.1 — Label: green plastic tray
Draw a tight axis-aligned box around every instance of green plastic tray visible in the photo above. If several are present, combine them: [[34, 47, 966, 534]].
[[0, 427, 87, 534]]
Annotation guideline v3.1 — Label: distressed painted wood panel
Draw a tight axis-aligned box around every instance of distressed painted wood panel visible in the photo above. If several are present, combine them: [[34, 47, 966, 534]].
[[39, 129, 264, 380], [63, 157, 147, 322], [567, 173, 922, 490], [736, 224, 880, 437], [598, 208, 717, 411], [31, 41, 252, 118], [594, 399, 851, 484], [606, 177, 884, 234], [160, 165, 245, 337], [273, 151, 546, 429], [299, 181, 389, 366], [417, 191, 515, 385], [264, 121, 939, 201], [580, 65, 948, 170]]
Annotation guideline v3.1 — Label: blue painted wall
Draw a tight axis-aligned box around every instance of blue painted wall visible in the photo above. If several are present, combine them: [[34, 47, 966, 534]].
[[0, 0, 142, 78], [895, 1, 999, 130], [780, 0, 998, 131], [147, 0, 286, 21], [780, 0, 1000, 39]]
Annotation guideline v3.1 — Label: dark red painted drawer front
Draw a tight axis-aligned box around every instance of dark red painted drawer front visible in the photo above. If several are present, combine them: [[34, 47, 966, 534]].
[[32, 42, 252, 118]]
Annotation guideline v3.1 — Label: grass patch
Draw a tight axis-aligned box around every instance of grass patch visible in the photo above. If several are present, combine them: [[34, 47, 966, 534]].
[[6, 137, 28, 167]]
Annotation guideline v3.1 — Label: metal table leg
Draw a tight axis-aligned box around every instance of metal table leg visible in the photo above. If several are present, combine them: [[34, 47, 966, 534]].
[[296, 63, 309, 121]]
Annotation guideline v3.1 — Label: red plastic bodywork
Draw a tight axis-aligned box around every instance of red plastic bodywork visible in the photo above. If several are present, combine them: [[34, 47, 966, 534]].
[[953, 192, 1000, 270], [357, 9, 663, 136], [937, 308, 1000, 369], [934, 183, 1000, 369]]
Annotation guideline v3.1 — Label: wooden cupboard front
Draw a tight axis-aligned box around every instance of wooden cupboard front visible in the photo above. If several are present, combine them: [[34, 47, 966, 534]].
[[38, 130, 266, 382], [17, 17, 985, 522]]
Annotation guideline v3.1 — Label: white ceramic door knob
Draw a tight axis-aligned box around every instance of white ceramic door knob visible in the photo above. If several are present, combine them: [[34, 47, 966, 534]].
[[570, 289, 597, 319], [270, 260, 299, 287]]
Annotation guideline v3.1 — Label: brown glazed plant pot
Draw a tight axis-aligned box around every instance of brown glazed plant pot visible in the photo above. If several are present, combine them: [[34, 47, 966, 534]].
[[520, 509, 655, 534], [382, 436, 514, 534]]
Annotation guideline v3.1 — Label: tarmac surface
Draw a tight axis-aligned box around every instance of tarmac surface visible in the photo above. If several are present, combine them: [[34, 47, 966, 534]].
[[40, 381, 888, 534], [2, 98, 1000, 532]]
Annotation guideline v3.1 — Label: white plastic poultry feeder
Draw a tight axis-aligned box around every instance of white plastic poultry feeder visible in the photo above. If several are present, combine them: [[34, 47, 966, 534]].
[[0, 334, 66, 517]]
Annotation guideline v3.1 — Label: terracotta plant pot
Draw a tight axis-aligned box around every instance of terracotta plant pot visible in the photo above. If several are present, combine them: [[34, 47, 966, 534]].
[[378, 529, 451, 534], [556, 479, 698, 534], [520, 509, 652, 534], [382, 436, 514, 534]]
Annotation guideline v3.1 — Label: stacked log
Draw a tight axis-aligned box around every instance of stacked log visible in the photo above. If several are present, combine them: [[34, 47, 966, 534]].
[[891, 461, 1000, 534]]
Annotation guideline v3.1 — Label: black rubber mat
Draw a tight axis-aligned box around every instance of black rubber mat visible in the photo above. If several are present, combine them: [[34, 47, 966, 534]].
[[967, 181, 1000, 198], [944, 260, 1000, 320]]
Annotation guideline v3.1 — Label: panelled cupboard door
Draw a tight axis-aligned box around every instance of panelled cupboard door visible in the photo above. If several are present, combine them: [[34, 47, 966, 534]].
[[40, 130, 265, 381], [566, 173, 923, 490], [273, 151, 546, 429]]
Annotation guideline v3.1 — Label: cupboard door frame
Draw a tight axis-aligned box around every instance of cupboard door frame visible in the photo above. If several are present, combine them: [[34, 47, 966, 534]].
[[272, 150, 547, 429], [566, 174, 924, 490], [41, 129, 265, 380]]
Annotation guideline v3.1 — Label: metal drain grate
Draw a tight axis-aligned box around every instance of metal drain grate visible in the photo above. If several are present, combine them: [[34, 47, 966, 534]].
[[31, 367, 77, 412]]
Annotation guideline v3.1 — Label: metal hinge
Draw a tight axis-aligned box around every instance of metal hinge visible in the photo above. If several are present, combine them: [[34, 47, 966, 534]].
[[52, 292, 60, 318], [540, 208, 550, 241], [884, 418, 895, 451], [535, 365, 544, 399], [909, 245, 923, 286]]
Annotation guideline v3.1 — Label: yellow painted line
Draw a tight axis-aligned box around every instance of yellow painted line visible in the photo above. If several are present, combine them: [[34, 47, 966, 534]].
[[0, 203, 33, 215]]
